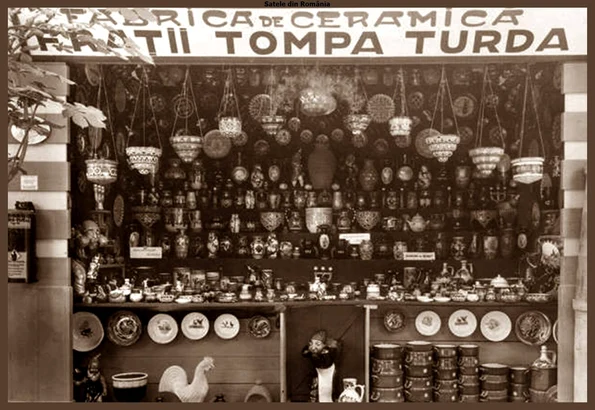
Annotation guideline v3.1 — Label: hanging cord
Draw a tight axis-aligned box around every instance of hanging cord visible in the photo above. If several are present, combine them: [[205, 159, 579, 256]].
[[126, 69, 143, 148], [99, 68, 117, 160], [474, 67, 489, 148], [429, 65, 445, 132], [443, 66, 460, 137], [528, 66, 546, 157], [518, 67, 530, 157], [392, 67, 409, 117], [354, 68, 368, 114], [143, 67, 162, 149], [171, 67, 190, 137], [485, 67, 505, 148], [266, 66, 276, 117], [185, 67, 203, 137]]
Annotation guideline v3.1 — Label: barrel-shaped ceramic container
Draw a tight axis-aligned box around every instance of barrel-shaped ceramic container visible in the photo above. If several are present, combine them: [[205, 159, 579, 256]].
[[433, 344, 457, 358], [530, 367, 557, 391], [480, 363, 509, 376], [371, 358, 402, 375], [458, 355, 480, 367], [404, 376, 432, 389], [405, 340, 433, 352], [370, 372, 404, 388], [481, 380, 509, 391], [459, 394, 480, 402], [434, 379, 458, 391], [370, 387, 404, 403], [434, 367, 458, 380], [479, 373, 509, 384], [509, 366, 531, 384], [509, 383, 529, 399], [459, 365, 479, 376], [458, 344, 479, 356], [404, 364, 433, 377], [433, 388, 459, 402], [405, 350, 433, 366], [459, 382, 481, 395], [435, 357, 458, 370], [372, 343, 402, 360], [404, 387, 432, 402], [480, 388, 508, 401]]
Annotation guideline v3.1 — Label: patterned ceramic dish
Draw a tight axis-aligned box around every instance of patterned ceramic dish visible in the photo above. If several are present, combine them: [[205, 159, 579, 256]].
[[248, 315, 272, 339], [415, 310, 441, 336], [383, 310, 406, 333], [181, 312, 209, 340], [480, 311, 512, 342], [147, 313, 178, 344], [448, 309, 478, 338], [107, 310, 142, 347], [73, 312, 104, 352], [514, 310, 552, 346], [214, 313, 240, 340]]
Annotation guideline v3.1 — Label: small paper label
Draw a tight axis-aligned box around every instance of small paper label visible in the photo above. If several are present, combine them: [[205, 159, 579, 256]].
[[20, 175, 38, 191], [130, 247, 162, 259], [339, 233, 370, 245], [403, 252, 436, 261]]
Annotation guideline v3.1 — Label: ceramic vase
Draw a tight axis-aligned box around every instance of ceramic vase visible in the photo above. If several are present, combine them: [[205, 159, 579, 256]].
[[307, 140, 336, 190], [483, 234, 499, 259], [359, 159, 379, 192], [451, 236, 467, 260], [175, 229, 189, 259], [500, 228, 516, 258], [251, 235, 266, 259], [359, 239, 374, 260]]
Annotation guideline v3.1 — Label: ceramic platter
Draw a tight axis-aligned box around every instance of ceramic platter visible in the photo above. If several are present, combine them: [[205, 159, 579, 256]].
[[448, 309, 477, 338], [73, 312, 104, 352], [415, 128, 440, 159], [366, 94, 396, 123], [148, 313, 179, 344], [248, 315, 272, 339], [203, 129, 232, 159], [514, 311, 552, 346], [384, 310, 406, 333], [480, 311, 512, 342], [112, 194, 125, 228], [552, 319, 559, 344], [415, 310, 441, 336], [214, 313, 240, 340], [181, 312, 209, 341], [107, 310, 142, 347]]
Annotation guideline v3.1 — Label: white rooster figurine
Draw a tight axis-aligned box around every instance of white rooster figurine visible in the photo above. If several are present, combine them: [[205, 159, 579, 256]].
[[158, 357, 215, 402]]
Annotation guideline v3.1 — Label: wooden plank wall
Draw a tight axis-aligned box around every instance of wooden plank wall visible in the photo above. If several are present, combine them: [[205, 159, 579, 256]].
[[557, 62, 587, 402], [73, 309, 281, 402], [7, 62, 73, 402]]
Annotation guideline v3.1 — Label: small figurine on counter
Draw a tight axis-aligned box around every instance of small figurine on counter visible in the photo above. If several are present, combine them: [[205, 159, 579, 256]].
[[82, 354, 107, 402], [290, 148, 305, 188], [302, 330, 341, 402], [158, 357, 215, 402], [417, 164, 432, 190], [71, 220, 108, 302]]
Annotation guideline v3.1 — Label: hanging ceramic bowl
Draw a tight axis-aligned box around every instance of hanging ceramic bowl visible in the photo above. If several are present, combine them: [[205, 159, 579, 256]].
[[148, 313, 179, 344], [367, 94, 396, 123], [181, 312, 209, 341], [73, 312, 104, 352], [425, 133, 460, 162], [514, 311, 552, 346], [448, 309, 477, 338], [511, 157, 544, 184], [480, 311, 512, 342], [299, 88, 337, 116], [415, 310, 441, 336], [260, 115, 285, 137], [415, 129, 439, 159], [203, 129, 232, 159], [389, 116, 413, 137], [344, 113, 371, 135], [126, 146, 162, 175], [170, 135, 203, 163], [107, 310, 142, 347], [85, 159, 118, 185], [219, 116, 242, 139], [248, 315, 272, 339], [468, 146, 504, 177], [214, 313, 240, 340]]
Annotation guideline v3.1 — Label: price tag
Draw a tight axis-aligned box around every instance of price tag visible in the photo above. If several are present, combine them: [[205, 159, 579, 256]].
[[20, 175, 38, 191], [403, 252, 435, 261], [339, 233, 370, 245], [130, 247, 163, 259]]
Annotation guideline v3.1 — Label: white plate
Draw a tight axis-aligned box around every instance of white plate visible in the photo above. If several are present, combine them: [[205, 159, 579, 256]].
[[415, 310, 441, 336], [147, 314, 178, 344], [214, 313, 240, 340], [73, 312, 104, 352], [448, 309, 477, 338], [10, 120, 51, 145], [480, 311, 512, 342], [434, 296, 451, 303], [416, 296, 433, 303], [552, 319, 559, 344], [181, 312, 209, 341]]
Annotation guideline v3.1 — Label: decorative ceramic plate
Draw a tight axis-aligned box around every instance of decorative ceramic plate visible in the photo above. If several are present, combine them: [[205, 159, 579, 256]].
[[448, 309, 478, 338], [415, 310, 441, 336], [330, 128, 345, 142], [148, 313, 179, 344], [552, 319, 559, 344], [452, 94, 477, 119], [415, 128, 440, 159], [181, 312, 209, 340], [288, 117, 301, 132], [458, 125, 474, 146], [232, 131, 248, 147], [422, 67, 441, 85], [112, 194, 125, 228], [384, 310, 406, 333], [275, 129, 291, 146], [84, 64, 101, 86], [73, 312, 104, 352], [107, 310, 142, 347], [367, 94, 396, 123], [114, 79, 127, 113], [253, 139, 270, 156], [214, 313, 240, 340], [407, 91, 425, 111], [480, 311, 512, 342], [150, 94, 167, 113], [374, 138, 390, 156], [300, 129, 314, 144], [488, 125, 507, 146], [203, 130, 232, 159], [172, 94, 195, 118], [515, 311, 552, 346], [248, 315, 272, 339], [10, 119, 51, 145], [249, 94, 273, 121]]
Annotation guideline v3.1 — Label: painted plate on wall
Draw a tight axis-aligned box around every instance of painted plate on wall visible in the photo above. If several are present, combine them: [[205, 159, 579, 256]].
[[415, 310, 441, 336], [384, 310, 406, 333], [448, 309, 477, 338], [415, 128, 439, 159], [480, 311, 512, 342], [107, 310, 142, 347], [181, 312, 209, 341], [73, 312, 104, 352], [248, 315, 272, 339], [112, 194, 125, 228], [214, 313, 240, 340], [148, 313, 179, 344], [203, 130, 232, 159], [552, 319, 559, 344], [515, 311, 552, 346]]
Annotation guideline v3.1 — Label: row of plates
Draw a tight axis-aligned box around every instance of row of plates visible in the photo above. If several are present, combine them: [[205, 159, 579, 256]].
[[73, 311, 272, 352], [387, 309, 556, 345]]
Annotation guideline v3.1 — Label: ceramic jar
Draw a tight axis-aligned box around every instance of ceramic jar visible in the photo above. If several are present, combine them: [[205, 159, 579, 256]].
[[336, 210, 353, 232], [451, 236, 467, 260], [359, 159, 379, 191], [286, 211, 304, 232], [190, 159, 205, 190], [385, 190, 399, 210], [359, 239, 374, 260], [175, 229, 189, 259], [250, 235, 266, 259], [307, 137, 336, 190], [483, 233, 499, 259]]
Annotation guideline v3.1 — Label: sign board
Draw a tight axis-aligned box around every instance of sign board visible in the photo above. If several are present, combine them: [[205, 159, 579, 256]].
[[403, 252, 436, 261], [339, 233, 370, 245], [130, 247, 163, 259], [20, 175, 39, 191], [21, 8, 587, 59]]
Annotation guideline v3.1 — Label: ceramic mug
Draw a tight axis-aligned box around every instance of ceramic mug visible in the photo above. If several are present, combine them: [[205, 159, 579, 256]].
[[433, 344, 457, 358], [458, 344, 479, 356], [403, 364, 433, 377], [434, 380, 458, 391], [509, 366, 530, 384]]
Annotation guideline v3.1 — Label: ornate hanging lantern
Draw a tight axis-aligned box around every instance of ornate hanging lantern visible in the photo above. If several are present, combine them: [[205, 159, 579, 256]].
[[260, 67, 285, 137], [389, 67, 413, 144], [218, 69, 242, 139], [344, 69, 371, 138]]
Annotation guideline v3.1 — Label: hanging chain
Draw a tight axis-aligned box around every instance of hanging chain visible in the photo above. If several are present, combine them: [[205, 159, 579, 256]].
[[429, 65, 445, 132], [392, 67, 408, 117], [518, 67, 530, 156], [485, 66, 506, 148], [474, 67, 488, 148], [126, 68, 143, 149], [443, 67, 460, 137], [144, 67, 162, 149], [99, 68, 116, 160], [528, 65, 546, 157]]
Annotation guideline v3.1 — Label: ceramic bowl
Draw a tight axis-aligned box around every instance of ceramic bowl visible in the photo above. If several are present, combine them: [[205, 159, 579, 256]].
[[525, 293, 552, 303], [85, 159, 118, 185], [112, 372, 148, 402], [170, 135, 203, 163], [480, 363, 509, 376], [126, 146, 162, 175], [371, 343, 402, 360], [305, 207, 333, 234], [355, 210, 381, 231], [511, 157, 544, 184], [219, 116, 242, 139], [260, 211, 284, 232], [344, 113, 372, 135]]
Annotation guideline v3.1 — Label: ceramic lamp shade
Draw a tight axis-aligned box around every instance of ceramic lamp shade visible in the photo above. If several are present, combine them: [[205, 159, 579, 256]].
[[126, 146, 162, 175], [260, 115, 285, 137], [299, 88, 337, 116], [170, 135, 202, 163], [511, 157, 544, 184], [469, 146, 504, 177], [426, 133, 460, 162], [389, 116, 413, 136], [85, 158, 118, 185], [344, 113, 372, 135], [219, 116, 242, 139]]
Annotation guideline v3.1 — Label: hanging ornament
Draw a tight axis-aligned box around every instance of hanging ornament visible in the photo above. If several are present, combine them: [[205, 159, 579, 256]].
[[218, 68, 242, 139], [169, 67, 203, 164], [344, 68, 371, 138], [425, 66, 460, 163], [389, 67, 413, 143], [511, 65, 545, 184], [260, 67, 285, 137], [469, 66, 505, 177]]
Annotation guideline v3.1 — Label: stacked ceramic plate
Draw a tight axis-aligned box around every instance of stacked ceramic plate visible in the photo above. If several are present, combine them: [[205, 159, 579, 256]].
[[370, 344, 404, 403]]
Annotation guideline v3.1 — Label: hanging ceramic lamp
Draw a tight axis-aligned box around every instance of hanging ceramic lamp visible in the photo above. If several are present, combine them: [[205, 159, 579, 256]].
[[260, 115, 285, 137], [344, 113, 371, 135], [169, 69, 203, 163], [218, 69, 242, 139], [389, 67, 413, 138]]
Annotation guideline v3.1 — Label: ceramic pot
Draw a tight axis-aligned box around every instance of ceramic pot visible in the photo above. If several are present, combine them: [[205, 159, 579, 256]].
[[358, 159, 379, 191], [359, 239, 374, 260], [435, 357, 458, 370], [434, 368, 458, 380], [458, 344, 479, 357], [111, 372, 148, 402], [509, 366, 530, 384], [371, 359, 402, 375], [481, 380, 509, 391], [403, 387, 432, 402], [433, 388, 459, 402], [305, 207, 333, 234], [480, 364, 509, 377], [509, 383, 529, 399], [355, 210, 381, 231], [370, 387, 404, 403], [336, 210, 353, 232], [459, 383, 481, 396], [370, 373, 404, 388], [260, 211, 284, 232], [404, 364, 433, 377], [307, 139, 336, 190], [372, 344, 402, 360]]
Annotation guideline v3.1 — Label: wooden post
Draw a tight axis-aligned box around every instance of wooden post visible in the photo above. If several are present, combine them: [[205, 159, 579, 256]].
[[279, 309, 287, 402], [363, 305, 376, 403], [573, 167, 587, 402]]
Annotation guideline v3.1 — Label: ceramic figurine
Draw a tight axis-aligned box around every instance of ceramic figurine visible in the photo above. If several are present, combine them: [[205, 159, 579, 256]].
[[245, 189, 256, 210], [302, 330, 341, 402], [291, 148, 305, 188], [207, 231, 219, 259], [83, 354, 107, 402], [72, 220, 107, 301], [158, 357, 215, 402], [266, 233, 280, 259], [417, 164, 432, 189]]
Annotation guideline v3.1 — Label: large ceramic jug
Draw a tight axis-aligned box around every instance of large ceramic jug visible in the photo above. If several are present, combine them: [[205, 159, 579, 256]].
[[308, 137, 336, 190]]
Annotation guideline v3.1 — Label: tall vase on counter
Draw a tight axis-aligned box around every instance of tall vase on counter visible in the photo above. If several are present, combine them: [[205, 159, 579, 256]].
[[308, 134, 336, 190]]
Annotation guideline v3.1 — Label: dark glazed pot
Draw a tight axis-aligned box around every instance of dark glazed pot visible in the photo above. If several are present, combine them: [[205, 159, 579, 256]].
[[111, 372, 148, 402], [370, 372, 404, 388], [371, 343, 402, 360]]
